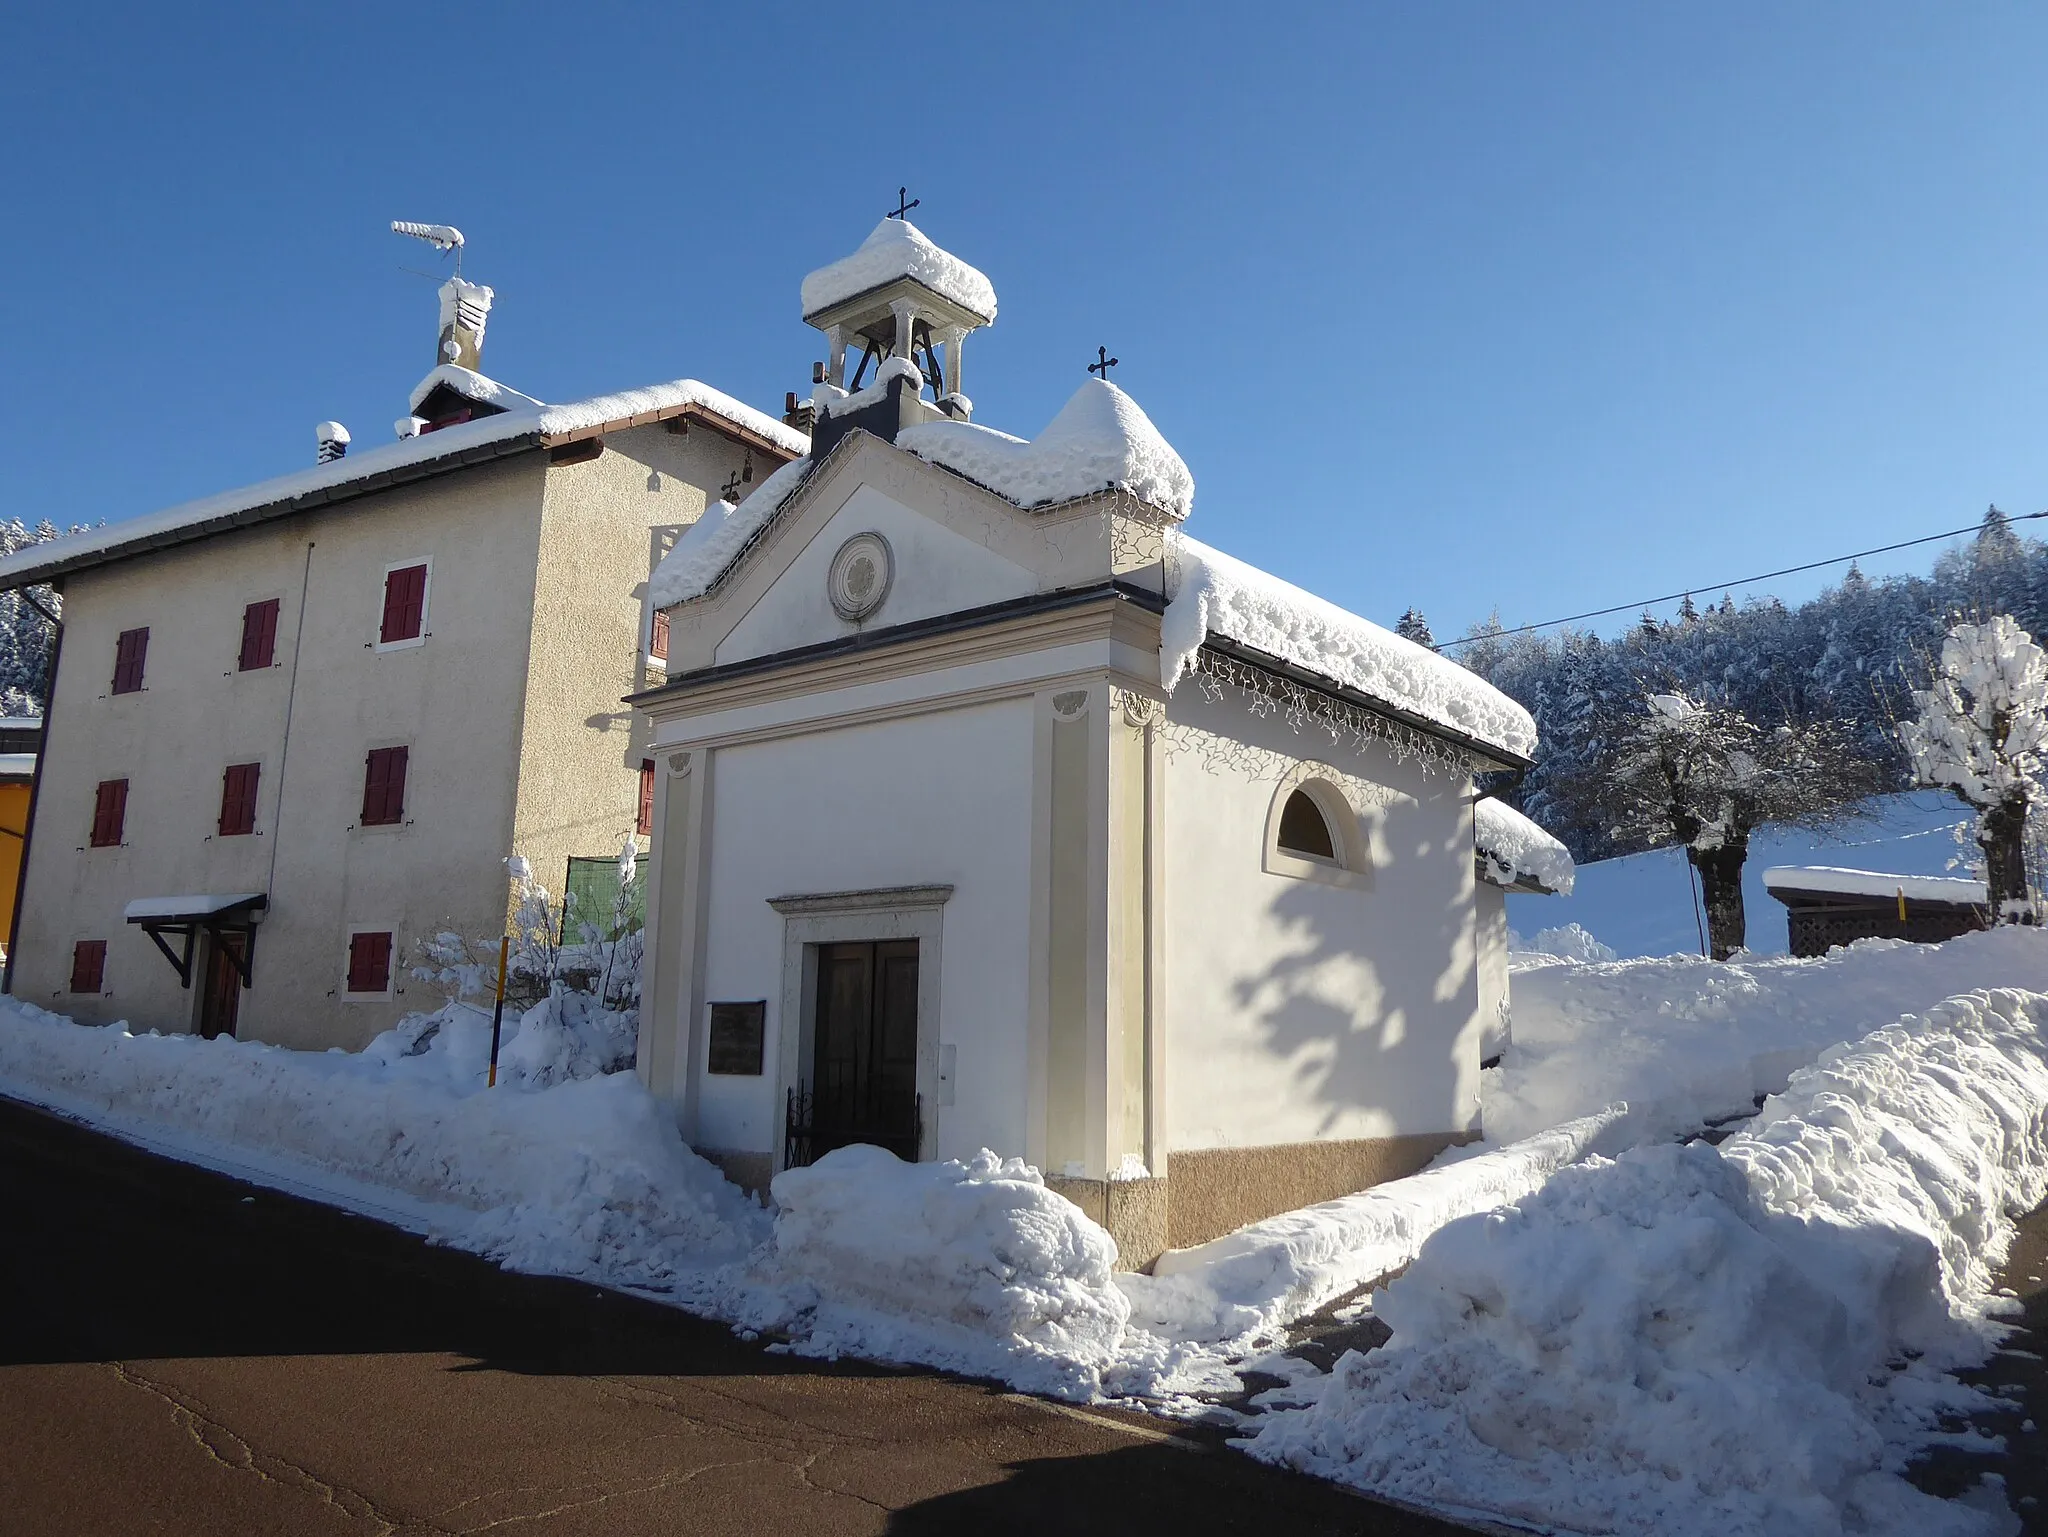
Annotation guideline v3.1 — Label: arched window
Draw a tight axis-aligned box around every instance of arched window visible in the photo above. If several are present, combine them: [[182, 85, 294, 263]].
[[1277, 789, 1338, 862]]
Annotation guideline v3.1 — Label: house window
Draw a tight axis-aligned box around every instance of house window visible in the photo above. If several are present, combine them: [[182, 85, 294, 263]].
[[69, 940, 106, 994], [379, 562, 429, 646], [111, 627, 149, 694], [89, 779, 128, 847], [637, 759, 656, 836], [649, 608, 669, 661], [1277, 789, 1338, 862], [345, 930, 393, 996], [239, 599, 280, 671], [360, 746, 409, 826], [219, 762, 260, 837]]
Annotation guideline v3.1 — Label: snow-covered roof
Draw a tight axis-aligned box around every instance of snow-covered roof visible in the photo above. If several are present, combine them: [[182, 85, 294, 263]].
[[648, 454, 814, 610], [1474, 798, 1574, 893], [0, 752, 34, 778], [1761, 866, 1988, 904], [800, 218, 997, 324], [897, 379, 1195, 520], [1161, 534, 1539, 763], [0, 379, 808, 589], [123, 892, 266, 921], [407, 364, 542, 416]]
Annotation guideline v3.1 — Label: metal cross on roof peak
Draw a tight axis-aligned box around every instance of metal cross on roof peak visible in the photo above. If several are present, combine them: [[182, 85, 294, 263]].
[[1088, 346, 1119, 381], [888, 187, 920, 220]]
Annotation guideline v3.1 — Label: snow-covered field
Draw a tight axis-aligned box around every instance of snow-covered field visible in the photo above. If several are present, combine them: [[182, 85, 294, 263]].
[[3, 925, 2046, 1534]]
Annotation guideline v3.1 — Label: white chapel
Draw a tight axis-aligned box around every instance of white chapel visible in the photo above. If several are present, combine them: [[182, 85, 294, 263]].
[[631, 215, 1540, 1268]]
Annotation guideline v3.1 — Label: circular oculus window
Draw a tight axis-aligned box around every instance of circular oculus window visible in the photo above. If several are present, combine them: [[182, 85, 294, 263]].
[[827, 532, 894, 621]]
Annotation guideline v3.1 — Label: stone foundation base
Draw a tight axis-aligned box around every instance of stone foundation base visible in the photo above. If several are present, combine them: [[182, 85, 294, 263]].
[[1163, 1131, 1475, 1251], [1046, 1175, 1170, 1272]]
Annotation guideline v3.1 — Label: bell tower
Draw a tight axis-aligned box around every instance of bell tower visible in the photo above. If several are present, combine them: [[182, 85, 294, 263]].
[[800, 201, 997, 445]]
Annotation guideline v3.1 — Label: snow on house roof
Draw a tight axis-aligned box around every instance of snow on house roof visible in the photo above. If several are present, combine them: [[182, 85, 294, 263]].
[[1475, 797, 1575, 894], [0, 379, 808, 589], [122, 892, 266, 921], [1162, 534, 1539, 763], [897, 379, 1195, 520], [648, 454, 814, 609], [800, 218, 998, 324], [1761, 866, 1988, 904], [407, 364, 543, 416]]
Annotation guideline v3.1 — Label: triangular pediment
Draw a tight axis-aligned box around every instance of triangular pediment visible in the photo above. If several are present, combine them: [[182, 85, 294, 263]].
[[660, 431, 1132, 676]]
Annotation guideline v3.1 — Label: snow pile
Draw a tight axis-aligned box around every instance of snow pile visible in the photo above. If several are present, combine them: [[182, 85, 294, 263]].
[[1474, 797, 1575, 893], [1762, 865, 1989, 903], [1487, 924, 2048, 1144], [1509, 923, 1617, 964], [1244, 988, 2048, 1536], [407, 364, 543, 415], [1161, 535, 1538, 762], [799, 217, 997, 322], [0, 998, 767, 1298], [897, 378, 1195, 519], [1120, 1105, 1630, 1347], [0, 379, 807, 588], [646, 455, 813, 609], [768, 1145, 1129, 1398]]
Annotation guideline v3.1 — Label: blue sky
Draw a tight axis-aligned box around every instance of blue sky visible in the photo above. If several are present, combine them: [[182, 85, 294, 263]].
[[4, 3, 2045, 641]]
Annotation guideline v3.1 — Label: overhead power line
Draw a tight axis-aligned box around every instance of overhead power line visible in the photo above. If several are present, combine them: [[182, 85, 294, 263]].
[[1437, 509, 2048, 650]]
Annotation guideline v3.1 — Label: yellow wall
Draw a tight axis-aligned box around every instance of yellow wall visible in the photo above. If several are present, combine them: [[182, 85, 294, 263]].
[[0, 780, 28, 947]]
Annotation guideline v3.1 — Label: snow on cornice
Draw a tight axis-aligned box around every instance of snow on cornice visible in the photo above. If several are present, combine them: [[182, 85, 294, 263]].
[[800, 218, 997, 323], [408, 364, 544, 415], [0, 378, 808, 588], [896, 379, 1195, 520], [1475, 798, 1575, 894], [1161, 533, 1540, 763]]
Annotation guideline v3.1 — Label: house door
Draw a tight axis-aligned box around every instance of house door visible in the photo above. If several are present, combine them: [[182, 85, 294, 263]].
[[809, 940, 920, 1161], [198, 932, 245, 1041]]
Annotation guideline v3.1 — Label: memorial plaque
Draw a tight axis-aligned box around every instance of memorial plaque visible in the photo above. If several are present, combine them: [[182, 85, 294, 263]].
[[707, 1001, 766, 1075]]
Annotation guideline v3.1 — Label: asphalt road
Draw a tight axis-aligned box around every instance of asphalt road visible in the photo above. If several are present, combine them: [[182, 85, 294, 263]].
[[0, 1096, 1476, 1537]]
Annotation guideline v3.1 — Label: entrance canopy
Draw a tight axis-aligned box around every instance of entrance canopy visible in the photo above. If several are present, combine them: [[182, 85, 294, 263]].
[[124, 892, 266, 988]]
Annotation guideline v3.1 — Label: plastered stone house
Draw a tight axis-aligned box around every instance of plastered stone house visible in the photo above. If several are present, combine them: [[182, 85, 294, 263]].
[[0, 274, 806, 1048], [631, 219, 1542, 1267]]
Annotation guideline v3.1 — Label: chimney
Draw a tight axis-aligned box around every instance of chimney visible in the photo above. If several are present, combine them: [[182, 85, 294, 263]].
[[316, 422, 351, 463], [438, 278, 494, 371]]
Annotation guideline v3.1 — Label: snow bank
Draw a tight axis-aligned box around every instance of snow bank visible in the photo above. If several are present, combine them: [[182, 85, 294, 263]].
[[0, 999, 768, 1297], [768, 1145, 1129, 1399], [1474, 797, 1574, 893], [1244, 988, 2048, 1536], [0, 379, 806, 587], [800, 217, 997, 322], [1509, 922, 1616, 964], [646, 454, 813, 609], [1161, 534, 1538, 762], [1762, 865, 1989, 903], [1487, 925, 2048, 1144], [897, 378, 1195, 519], [1121, 1105, 1630, 1347]]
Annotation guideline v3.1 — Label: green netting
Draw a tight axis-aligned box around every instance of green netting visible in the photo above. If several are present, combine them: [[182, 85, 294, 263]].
[[561, 856, 645, 944]]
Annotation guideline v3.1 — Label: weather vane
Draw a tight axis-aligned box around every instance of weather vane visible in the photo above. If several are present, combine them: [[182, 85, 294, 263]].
[[1088, 346, 1118, 381]]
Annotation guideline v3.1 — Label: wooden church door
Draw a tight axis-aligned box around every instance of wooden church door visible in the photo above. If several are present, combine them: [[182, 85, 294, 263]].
[[808, 940, 920, 1161]]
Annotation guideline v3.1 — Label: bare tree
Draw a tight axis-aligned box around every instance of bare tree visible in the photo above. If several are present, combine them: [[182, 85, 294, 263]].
[[1899, 614, 2048, 921], [1599, 693, 1885, 958]]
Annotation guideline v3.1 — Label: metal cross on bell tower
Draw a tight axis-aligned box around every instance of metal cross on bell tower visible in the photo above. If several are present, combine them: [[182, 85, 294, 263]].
[[888, 187, 920, 220], [1088, 346, 1118, 381]]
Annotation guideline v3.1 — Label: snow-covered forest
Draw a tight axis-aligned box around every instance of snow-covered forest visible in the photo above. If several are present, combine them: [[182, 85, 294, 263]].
[[1454, 508, 2046, 863], [0, 519, 76, 718]]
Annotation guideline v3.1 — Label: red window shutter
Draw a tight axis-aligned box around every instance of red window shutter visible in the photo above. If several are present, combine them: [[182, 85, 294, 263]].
[[637, 759, 655, 836], [347, 931, 393, 994], [649, 608, 669, 661], [219, 762, 259, 836], [361, 746, 408, 826], [90, 779, 127, 847], [70, 940, 106, 994], [239, 599, 280, 671], [111, 628, 149, 693], [380, 565, 427, 644]]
